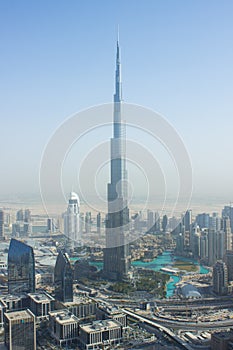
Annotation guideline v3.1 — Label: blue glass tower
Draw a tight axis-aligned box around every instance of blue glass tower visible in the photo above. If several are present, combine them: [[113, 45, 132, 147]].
[[103, 36, 130, 281], [8, 238, 35, 294], [54, 251, 73, 302]]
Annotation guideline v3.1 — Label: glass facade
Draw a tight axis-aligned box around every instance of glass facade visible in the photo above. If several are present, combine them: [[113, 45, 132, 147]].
[[54, 251, 73, 302], [8, 238, 35, 294]]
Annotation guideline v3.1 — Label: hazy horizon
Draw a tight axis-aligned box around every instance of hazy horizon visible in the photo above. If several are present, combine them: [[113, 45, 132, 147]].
[[1, 1, 233, 208]]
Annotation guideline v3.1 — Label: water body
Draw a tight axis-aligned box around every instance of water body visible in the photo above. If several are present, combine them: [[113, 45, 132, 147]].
[[85, 251, 209, 298]]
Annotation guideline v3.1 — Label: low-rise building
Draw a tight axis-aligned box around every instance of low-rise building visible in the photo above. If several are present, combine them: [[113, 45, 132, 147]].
[[59, 296, 97, 321], [79, 319, 122, 350], [49, 309, 79, 347], [96, 304, 127, 328], [28, 292, 55, 321]]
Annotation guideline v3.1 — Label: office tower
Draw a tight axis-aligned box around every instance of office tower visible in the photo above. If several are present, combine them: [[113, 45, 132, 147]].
[[222, 205, 233, 232], [79, 319, 123, 350], [208, 230, 217, 266], [85, 212, 91, 233], [16, 209, 24, 222], [162, 215, 168, 233], [103, 36, 130, 281], [196, 213, 210, 229], [190, 224, 201, 258], [154, 212, 160, 232], [209, 213, 221, 232], [24, 209, 31, 222], [4, 309, 36, 350], [222, 216, 232, 251], [147, 210, 154, 232], [213, 260, 228, 295], [176, 233, 184, 255], [183, 210, 192, 232], [97, 212, 101, 234], [49, 310, 79, 347], [54, 251, 73, 302], [8, 238, 35, 294], [64, 192, 80, 242], [47, 218, 55, 233], [28, 292, 55, 321], [216, 231, 225, 260], [0, 209, 4, 239], [200, 233, 208, 261], [226, 250, 233, 282]]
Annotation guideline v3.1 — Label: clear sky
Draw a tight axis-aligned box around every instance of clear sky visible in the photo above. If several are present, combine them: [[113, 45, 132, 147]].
[[0, 0, 233, 206]]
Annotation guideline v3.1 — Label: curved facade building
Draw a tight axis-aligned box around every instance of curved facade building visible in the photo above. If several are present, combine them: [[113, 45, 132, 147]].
[[8, 238, 35, 294], [54, 251, 73, 302]]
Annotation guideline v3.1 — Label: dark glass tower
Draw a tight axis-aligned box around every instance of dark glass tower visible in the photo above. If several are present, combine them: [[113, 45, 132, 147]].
[[103, 36, 130, 281], [54, 251, 73, 302], [8, 238, 35, 294]]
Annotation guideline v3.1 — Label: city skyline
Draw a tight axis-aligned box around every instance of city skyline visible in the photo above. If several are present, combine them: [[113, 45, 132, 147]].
[[1, 0, 233, 206]]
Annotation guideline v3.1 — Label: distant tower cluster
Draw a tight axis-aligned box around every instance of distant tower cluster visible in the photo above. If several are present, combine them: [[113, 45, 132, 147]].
[[64, 192, 80, 243]]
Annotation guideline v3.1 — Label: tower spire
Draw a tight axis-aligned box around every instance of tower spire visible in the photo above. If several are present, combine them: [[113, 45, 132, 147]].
[[114, 28, 122, 104]]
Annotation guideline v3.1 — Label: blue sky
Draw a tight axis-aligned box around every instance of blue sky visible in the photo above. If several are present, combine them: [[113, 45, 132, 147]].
[[0, 0, 233, 203]]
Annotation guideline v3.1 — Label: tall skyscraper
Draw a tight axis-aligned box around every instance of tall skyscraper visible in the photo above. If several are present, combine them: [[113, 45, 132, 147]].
[[0, 209, 4, 240], [54, 251, 73, 302], [64, 192, 80, 242], [213, 260, 228, 295], [4, 309, 36, 350], [103, 36, 130, 281], [8, 238, 35, 294]]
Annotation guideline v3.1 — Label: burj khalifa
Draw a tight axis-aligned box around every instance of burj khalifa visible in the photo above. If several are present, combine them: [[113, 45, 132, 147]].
[[103, 36, 131, 281]]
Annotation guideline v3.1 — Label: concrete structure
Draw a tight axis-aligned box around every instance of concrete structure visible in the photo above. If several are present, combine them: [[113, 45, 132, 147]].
[[28, 292, 55, 321], [103, 35, 130, 281], [4, 309, 36, 350], [96, 303, 127, 328], [0, 294, 29, 312], [49, 309, 79, 347], [79, 319, 123, 350], [60, 296, 97, 320]]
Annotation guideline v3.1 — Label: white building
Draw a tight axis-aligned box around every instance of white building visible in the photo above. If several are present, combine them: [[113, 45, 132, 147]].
[[64, 192, 80, 243]]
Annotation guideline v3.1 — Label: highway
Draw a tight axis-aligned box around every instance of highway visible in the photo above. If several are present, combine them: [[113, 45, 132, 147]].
[[122, 308, 194, 350]]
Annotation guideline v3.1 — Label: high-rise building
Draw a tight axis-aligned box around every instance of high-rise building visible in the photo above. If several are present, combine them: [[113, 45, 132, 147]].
[[4, 309, 36, 350], [0, 209, 4, 240], [97, 212, 101, 234], [226, 250, 233, 282], [213, 260, 228, 295], [208, 230, 217, 266], [222, 205, 233, 233], [54, 251, 73, 302], [8, 238, 35, 294], [196, 213, 210, 229], [103, 36, 130, 281], [222, 216, 232, 251], [147, 210, 154, 232], [183, 210, 192, 232], [64, 192, 80, 242]]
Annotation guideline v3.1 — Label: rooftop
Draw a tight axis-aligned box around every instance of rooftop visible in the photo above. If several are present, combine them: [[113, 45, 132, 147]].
[[80, 319, 121, 333], [49, 310, 79, 325], [28, 292, 54, 303], [4, 309, 34, 321]]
